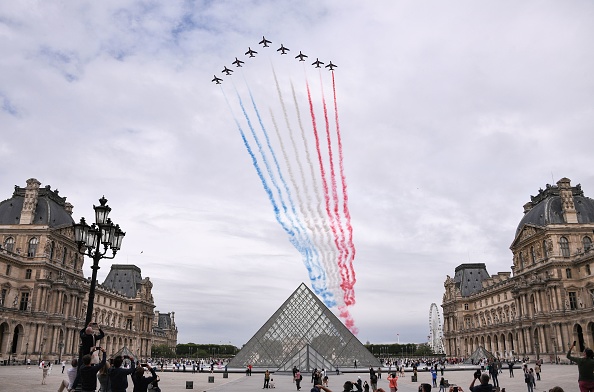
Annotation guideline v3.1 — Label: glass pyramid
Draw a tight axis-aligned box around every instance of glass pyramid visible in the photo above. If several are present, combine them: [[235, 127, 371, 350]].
[[229, 283, 380, 372]]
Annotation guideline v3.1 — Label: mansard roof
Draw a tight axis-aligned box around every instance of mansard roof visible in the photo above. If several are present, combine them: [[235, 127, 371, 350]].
[[102, 264, 143, 298], [453, 263, 490, 298], [0, 183, 74, 228]]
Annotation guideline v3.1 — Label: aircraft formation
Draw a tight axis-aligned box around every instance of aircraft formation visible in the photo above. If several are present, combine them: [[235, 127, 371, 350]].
[[212, 36, 337, 83]]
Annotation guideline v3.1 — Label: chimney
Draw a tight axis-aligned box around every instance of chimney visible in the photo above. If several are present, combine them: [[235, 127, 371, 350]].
[[557, 177, 578, 223], [19, 178, 41, 225]]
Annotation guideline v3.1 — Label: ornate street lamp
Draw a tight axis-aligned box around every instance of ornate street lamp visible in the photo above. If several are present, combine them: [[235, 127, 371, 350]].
[[73, 197, 124, 363], [73, 196, 125, 328], [58, 341, 64, 363], [25, 342, 29, 365]]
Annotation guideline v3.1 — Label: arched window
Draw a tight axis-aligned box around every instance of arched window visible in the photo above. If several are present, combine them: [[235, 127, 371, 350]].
[[566, 268, 572, 279], [25, 269, 32, 279], [3, 237, 14, 253], [27, 238, 38, 258], [583, 236, 592, 252], [49, 241, 55, 259], [560, 237, 570, 257]]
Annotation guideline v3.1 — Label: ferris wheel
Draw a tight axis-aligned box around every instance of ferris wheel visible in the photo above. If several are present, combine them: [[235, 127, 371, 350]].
[[428, 303, 445, 354]]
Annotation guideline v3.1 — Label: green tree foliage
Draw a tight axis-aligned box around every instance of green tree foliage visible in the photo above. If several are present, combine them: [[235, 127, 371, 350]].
[[151, 344, 175, 358], [174, 343, 239, 358]]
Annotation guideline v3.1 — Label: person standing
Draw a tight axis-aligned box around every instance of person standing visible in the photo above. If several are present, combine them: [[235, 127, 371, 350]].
[[109, 355, 136, 392], [439, 377, 446, 392], [264, 369, 271, 388], [508, 360, 514, 377], [132, 363, 158, 392], [80, 348, 107, 392], [387, 373, 398, 392], [524, 368, 535, 392], [567, 342, 594, 392], [535, 361, 541, 381], [61, 360, 66, 373], [489, 361, 499, 389], [41, 362, 49, 385], [430, 368, 438, 387]]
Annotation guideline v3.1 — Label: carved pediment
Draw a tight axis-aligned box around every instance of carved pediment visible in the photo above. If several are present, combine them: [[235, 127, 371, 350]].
[[511, 224, 544, 247]]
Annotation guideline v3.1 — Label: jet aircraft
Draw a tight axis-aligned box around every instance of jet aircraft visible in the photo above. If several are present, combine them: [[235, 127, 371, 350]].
[[325, 61, 337, 71], [312, 58, 324, 68], [277, 44, 290, 54], [295, 51, 308, 61], [222, 66, 233, 76], [212, 75, 222, 84], [245, 47, 258, 57], [259, 36, 272, 47], [232, 57, 244, 67]]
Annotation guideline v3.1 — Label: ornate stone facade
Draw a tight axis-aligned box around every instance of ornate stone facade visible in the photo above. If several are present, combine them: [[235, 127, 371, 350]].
[[442, 178, 594, 361], [0, 179, 177, 363]]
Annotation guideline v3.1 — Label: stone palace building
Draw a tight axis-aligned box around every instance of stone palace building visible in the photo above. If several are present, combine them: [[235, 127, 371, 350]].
[[442, 178, 594, 361], [0, 178, 177, 364]]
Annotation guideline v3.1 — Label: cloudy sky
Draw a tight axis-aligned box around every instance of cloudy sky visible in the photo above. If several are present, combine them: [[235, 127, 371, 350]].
[[1, 1, 593, 347]]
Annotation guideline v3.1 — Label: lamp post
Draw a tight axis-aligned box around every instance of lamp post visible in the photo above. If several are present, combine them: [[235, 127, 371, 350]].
[[58, 341, 64, 364], [552, 337, 558, 364], [39, 341, 44, 363], [534, 341, 540, 361], [25, 342, 28, 365], [73, 196, 125, 329]]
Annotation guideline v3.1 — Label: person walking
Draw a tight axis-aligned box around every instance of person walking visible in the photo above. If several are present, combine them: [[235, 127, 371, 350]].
[[489, 360, 499, 389], [431, 368, 438, 387], [535, 362, 541, 381], [294, 369, 302, 390], [567, 342, 594, 392]]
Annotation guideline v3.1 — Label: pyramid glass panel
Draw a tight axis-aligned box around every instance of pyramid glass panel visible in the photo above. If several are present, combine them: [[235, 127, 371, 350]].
[[229, 283, 380, 372]]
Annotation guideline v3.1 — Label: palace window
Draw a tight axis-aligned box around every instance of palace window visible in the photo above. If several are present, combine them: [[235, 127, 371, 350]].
[[62, 247, 67, 264], [5, 264, 11, 276], [464, 303, 469, 310], [531, 246, 536, 263], [566, 268, 572, 279], [25, 269, 32, 279], [27, 237, 38, 257], [560, 237, 570, 257], [49, 241, 55, 259], [583, 236, 593, 252], [543, 240, 548, 258], [586, 264, 591, 275], [519, 253, 525, 268], [0, 289, 7, 306], [568, 292, 578, 310], [19, 292, 29, 311], [4, 237, 14, 252]]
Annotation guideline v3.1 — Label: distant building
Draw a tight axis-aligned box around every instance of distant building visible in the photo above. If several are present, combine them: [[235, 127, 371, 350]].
[[0, 178, 177, 363], [442, 178, 594, 361]]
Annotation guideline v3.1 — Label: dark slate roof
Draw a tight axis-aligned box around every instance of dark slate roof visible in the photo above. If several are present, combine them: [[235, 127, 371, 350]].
[[0, 185, 74, 227], [516, 181, 594, 235], [101, 264, 143, 298], [454, 263, 490, 298], [158, 313, 173, 329]]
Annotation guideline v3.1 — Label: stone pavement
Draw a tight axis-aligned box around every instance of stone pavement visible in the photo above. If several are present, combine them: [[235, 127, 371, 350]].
[[0, 363, 578, 392]]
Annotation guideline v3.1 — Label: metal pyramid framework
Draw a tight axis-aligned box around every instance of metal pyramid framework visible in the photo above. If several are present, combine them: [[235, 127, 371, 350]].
[[229, 283, 380, 372], [463, 346, 496, 364]]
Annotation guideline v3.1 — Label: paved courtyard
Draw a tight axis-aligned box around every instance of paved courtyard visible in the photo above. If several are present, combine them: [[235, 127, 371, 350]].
[[0, 363, 579, 392]]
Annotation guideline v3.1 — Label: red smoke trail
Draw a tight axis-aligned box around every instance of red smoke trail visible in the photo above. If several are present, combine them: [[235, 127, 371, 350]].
[[331, 72, 356, 306], [306, 80, 344, 295], [319, 75, 351, 305], [339, 305, 358, 335]]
